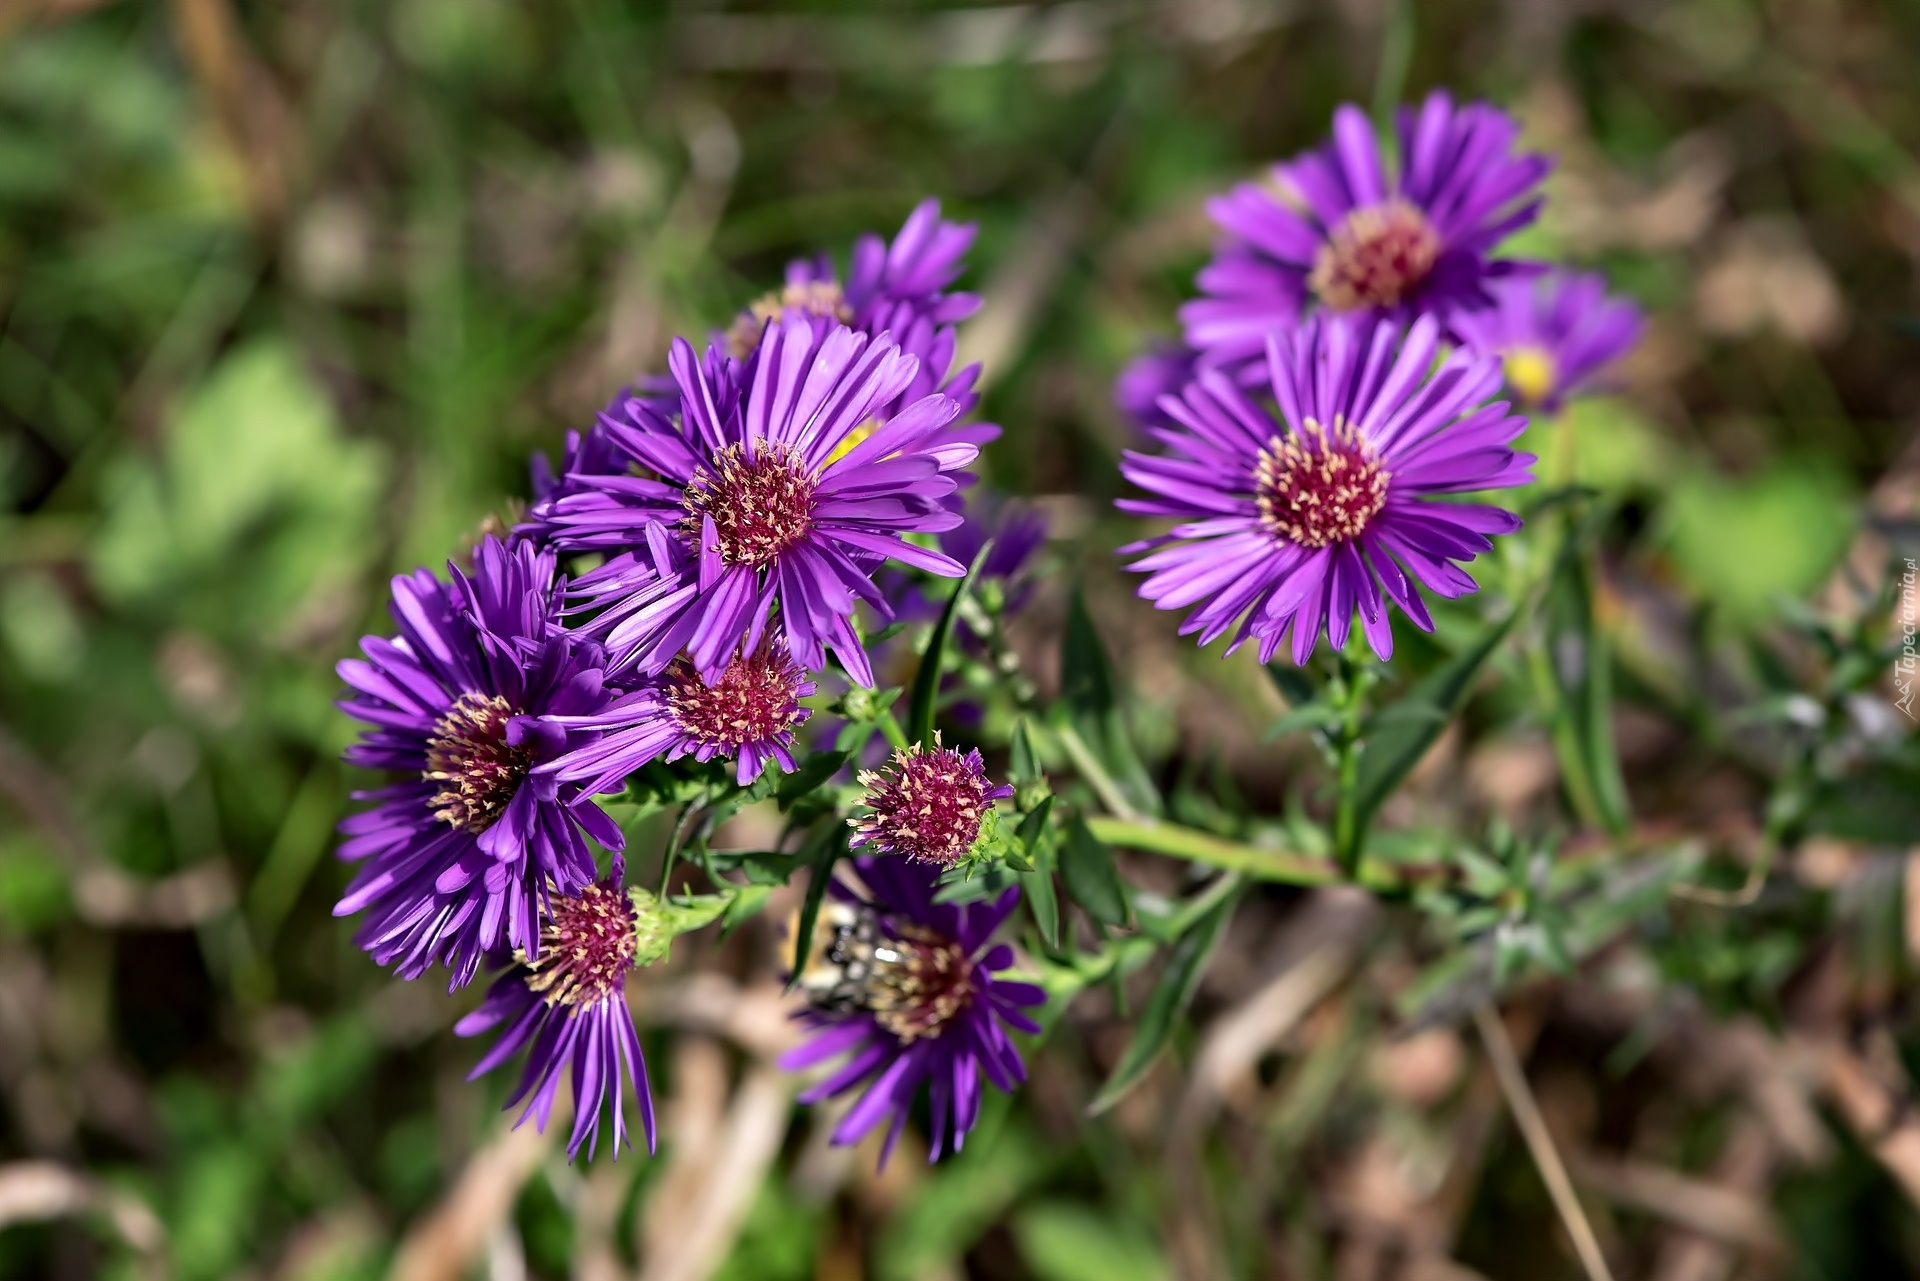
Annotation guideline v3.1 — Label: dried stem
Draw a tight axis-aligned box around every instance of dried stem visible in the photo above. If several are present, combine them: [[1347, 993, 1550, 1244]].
[[1473, 1002, 1617, 1281]]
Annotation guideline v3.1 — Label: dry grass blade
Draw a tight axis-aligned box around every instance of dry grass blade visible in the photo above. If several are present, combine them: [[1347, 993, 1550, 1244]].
[[1570, 1150, 1784, 1254], [388, 1117, 552, 1281], [0, 1161, 165, 1277], [1473, 1003, 1617, 1281], [638, 1062, 794, 1281], [1823, 1039, 1920, 1212]]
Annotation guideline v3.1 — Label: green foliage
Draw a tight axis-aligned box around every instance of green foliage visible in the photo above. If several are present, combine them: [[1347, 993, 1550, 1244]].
[[90, 340, 387, 636], [909, 540, 992, 746], [1090, 877, 1240, 1115], [1662, 461, 1858, 620], [1013, 1201, 1171, 1281]]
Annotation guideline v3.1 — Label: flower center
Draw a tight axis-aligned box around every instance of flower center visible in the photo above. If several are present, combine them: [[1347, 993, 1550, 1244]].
[[523, 882, 638, 1010], [867, 925, 975, 1043], [682, 441, 818, 568], [1503, 345, 1558, 407], [663, 647, 807, 751], [425, 692, 532, 834], [853, 744, 997, 867], [1254, 416, 1391, 549], [725, 280, 851, 360], [1308, 199, 1441, 311]]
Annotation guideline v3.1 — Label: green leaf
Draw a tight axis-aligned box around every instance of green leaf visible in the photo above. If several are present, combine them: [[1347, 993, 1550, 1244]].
[[1663, 461, 1856, 620], [1060, 586, 1161, 816], [1351, 608, 1516, 845], [1013, 1202, 1170, 1281], [1263, 662, 1318, 711], [1009, 718, 1043, 787], [632, 886, 748, 964], [908, 541, 992, 746], [88, 339, 386, 636], [1545, 543, 1631, 834], [719, 883, 774, 938], [1059, 815, 1131, 927], [786, 824, 848, 991], [1016, 797, 1055, 858], [1803, 763, 1920, 844], [776, 750, 850, 812], [1017, 797, 1059, 949], [1088, 879, 1240, 1115], [1262, 700, 1344, 741]]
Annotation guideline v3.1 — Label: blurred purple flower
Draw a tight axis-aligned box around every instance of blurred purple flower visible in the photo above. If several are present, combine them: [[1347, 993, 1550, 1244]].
[[1120, 315, 1534, 664], [334, 536, 622, 990], [883, 490, 1049, 626], [1115, 342, 1200, 433], [780, 857, 1044, 1165], [1181, 92, 1550, 377], [1451, 269, 1643, 412], [526, 199, 987, 542], [529, 317, 996, 687], [457, 873, 653, 1162]]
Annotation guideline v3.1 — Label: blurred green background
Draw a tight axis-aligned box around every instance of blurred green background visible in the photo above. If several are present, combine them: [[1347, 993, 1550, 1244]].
[[1, 1, 1917, 1278]]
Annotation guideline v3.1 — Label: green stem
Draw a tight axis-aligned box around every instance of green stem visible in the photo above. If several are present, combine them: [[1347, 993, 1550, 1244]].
[[876, 710, 910, 752], [658, 791, 708, 899], [1086, 816, 1344, 888], [1331, 659, 1366, 881], [1528, 641, 1604, 827], [1053, 721, 1145, 824], [1161, 869, 1247, 937]]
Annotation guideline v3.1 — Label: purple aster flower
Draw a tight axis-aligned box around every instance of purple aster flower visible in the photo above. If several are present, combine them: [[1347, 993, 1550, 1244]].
[[531, 316, 994, 688], [1181, 92, 1550, 376], [1120, 314, 1535, 664], [1115, 341, 1200, 433], [524, 199, 989, 551], [334, 536, 624, 989], [724, 198, 984, 416], [848, 739, 1014, 867], [540, 639, 816, 792], [1451, 269, 1644, 413], [780, 856, 1045, 1164], [456, 872, 654, 1161]]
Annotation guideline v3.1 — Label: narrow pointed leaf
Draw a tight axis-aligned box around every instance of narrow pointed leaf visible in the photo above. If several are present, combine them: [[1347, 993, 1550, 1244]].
[[1352, 608, 1517, 843], [1060, 814, 1131, 927], [908, 541, 992, 747], [1089, 879, 1241, 1115]]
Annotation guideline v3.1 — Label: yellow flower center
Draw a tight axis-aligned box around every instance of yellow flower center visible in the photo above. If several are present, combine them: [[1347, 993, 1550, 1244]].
[[1502, 346, 1558, 407], [823, 419, 879, 467]]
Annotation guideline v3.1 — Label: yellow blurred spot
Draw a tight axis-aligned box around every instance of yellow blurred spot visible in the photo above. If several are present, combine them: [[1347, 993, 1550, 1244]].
[[825, 420, 878, 467], [1503, 346, 1558, 407]]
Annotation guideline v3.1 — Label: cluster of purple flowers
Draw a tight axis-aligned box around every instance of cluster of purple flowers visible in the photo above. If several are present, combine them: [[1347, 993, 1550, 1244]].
[[1117, 91, 1642, 660], [336, 202, 1041, 1165], [332, 89, 1646, 1171]]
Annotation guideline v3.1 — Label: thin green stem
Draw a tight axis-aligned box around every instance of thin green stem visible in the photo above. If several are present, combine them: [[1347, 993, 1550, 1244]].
[[1085, 815, 1455, 897], [1053, 721, 1145, 824], [1086, 816, 1336, 887], [658, 791, 708, 899], [1331, 657, 1367, 881], [1161, 869, 1246, 937], [876, 710, 910, 752]]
